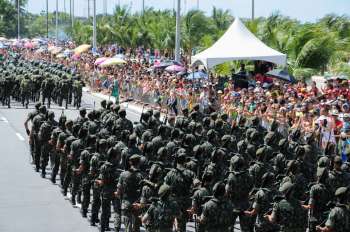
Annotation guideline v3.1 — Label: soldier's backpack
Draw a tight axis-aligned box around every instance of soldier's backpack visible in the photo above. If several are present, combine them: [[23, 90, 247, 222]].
[[39, 122, 52, 141], [21, 79, 30, 91], [61, 80, 70, 93], [73, 80, 83, 94]]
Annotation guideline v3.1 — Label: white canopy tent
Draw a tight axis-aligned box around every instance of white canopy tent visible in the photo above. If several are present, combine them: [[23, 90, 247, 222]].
[[191, 18, 287, 69]]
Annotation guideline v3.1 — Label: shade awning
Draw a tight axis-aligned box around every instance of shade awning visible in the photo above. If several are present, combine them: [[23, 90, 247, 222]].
[[191, 18, 287, 69]]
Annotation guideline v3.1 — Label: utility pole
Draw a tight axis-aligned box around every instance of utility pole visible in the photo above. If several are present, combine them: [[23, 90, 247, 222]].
[[17, 0, 20, 39], [72, 0, 75, 27], [103, 0, 107, 16], [142, 0, 145, 15], [93, 0, 97, 49], [56, 0, 58, 42], [175, 0, 181, 62], [197, 0, 199, 10], [46, 0, 49, 38], [87, 0, 90, 18], [252, 0, 255, 20]]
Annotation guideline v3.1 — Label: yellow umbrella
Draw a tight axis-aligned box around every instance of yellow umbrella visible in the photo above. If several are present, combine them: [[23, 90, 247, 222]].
[[56, 53, 65, 58], [99, 58, 127, 67], [74, 44, 91, 54], [51, 47, 62, 55], [48, 46, 56, 52]]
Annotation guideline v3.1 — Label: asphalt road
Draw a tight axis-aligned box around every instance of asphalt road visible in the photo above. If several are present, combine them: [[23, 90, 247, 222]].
[[0, 92, 240, 232]]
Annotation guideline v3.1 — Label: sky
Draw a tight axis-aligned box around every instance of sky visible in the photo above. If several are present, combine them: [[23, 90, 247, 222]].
[[25, 0, 350, 22]]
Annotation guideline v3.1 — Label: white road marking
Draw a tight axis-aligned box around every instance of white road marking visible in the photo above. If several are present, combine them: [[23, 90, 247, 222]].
[[1, 116, 8, 123], [16, 133, 25, 141]]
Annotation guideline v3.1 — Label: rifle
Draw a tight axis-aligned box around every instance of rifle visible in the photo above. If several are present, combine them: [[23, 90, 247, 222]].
[[193, 214, 198, 232], [163, 108, 169, 125], [140, 103, 149, 122]]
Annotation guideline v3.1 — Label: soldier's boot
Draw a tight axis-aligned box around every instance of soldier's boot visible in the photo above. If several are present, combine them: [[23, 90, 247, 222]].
[[81, 209, 87, 218], [41, 168, 46, 178], [50, 175, 56, 184], [71, 194, 76, 206], [59, 170, 66, 187], [77, 192, 82, 204]]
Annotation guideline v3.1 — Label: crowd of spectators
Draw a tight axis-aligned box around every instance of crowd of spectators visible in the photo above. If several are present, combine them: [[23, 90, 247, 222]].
[[4, 43, 350, 158]]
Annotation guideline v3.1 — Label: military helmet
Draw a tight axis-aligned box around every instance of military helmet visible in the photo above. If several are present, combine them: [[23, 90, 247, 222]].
[[212, 182, 226, 198], [48, 111, 55, 119], [39, 105, 47, 114], [34, 102, 42, 110], [230, 155, 245, 171], [79, 107, 87, 115], [129, 154, 141, 163], [158, 184, 172, 198], [118, 109, 126, 118], [279, 182, 295, 195], [335, 187, 348, 198]]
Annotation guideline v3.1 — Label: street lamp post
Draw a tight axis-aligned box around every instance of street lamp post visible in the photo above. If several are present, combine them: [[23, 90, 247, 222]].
[[93, 0, 97, 49], [17, 0, 20, 39], [46, 0, 49, 38], [71, 0, 75, 27], [142, 0, 145, 15], [88, 0, 90, 18], [56, 0, 59, 42], [175, 0, 181, 62], [252, 0, 255, 20]]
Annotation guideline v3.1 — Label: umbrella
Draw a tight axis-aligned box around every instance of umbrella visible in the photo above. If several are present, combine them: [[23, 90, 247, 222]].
[[94, 57, 108, 65], [165, 65, 185, 73], [51, 47, 62, 55], [186, 71, 208, 80], [99, 58, 126, 67], [0, 37, 7, 41], [153, 60, 182, 69], [72, 54, 80, 60], [266, 69, 296, 83], [35, 47, 46, 53], [0, 42, 6, 49], [24, 42, 34, 49], [56, 53, 66, 58], [63, 49, 72, 56], [74, 44, 91, 54], [114, 54, 125, 59], [48, 46, 56, 52]]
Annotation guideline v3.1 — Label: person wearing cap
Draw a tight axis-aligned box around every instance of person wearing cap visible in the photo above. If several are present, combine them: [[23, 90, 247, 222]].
[[265, 182, 307, 231], [115, 154, 143, 232], [245, 172, 279, 232], [302, 167, 330, 228], [328, 156, 349, 196], [163, 150, 196, 232], [316, 187, 349, 232], [227, 155, 254, 232], [115, 108, 134, 134], [29, 105, 47, 172], [24, 102, 42, 161], [142, 184, 181, 232], [337, 131, 350, 162], [89, 139, 109, 226], [189, 173, 213, 224], [74, 107, 88, 127], [200, 182, 234, 232]]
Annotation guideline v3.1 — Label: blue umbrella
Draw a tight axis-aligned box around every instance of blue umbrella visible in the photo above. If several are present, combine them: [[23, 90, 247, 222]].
[[266, 69, 296, 83], [0, 42, 6, 49], [114, 54, 125, 59], [186, 71, 208, 80]]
